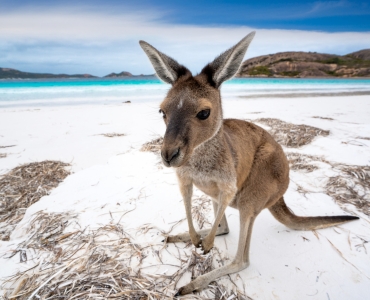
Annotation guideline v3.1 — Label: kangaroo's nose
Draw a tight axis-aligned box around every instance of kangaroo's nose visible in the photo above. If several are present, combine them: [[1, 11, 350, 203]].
[[162, 148, 180, 164]]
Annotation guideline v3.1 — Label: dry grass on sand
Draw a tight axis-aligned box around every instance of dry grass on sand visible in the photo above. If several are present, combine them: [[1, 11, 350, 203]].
[[0, 161, 70, 241], [287, 153, 370, 217], [0, 145, 16, 149], [192, 195, 213, 230], [255, 118, 329, 148], [312, 116, 334, 121], [356, 136, 370, 141], [326, 164, 370, 217], [2, 211, 249, 299], [285, 152, 324, 173], [0, 153, 7, 159], [141, 137, 163, 154], [99, 133, 126, 138]]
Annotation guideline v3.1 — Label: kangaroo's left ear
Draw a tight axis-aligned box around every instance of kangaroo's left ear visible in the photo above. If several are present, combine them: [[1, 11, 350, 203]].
[[139, 40, 191, 85], [201, 31, 256, 88]]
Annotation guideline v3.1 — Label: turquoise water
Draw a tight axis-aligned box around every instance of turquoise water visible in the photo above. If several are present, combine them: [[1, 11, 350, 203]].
[[1, 77, 370, 107], [0, 77, 162, 88], [2, 77, 370, 88]]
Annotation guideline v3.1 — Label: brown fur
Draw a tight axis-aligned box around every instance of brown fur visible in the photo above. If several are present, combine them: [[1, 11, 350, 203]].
[[139, 33, 359, 296]]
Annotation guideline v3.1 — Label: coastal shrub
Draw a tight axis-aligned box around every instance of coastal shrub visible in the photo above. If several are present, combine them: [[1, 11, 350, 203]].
[[272, 58, 293, 64], [248, 66, 272, 76], [320, 57, 346, 65], [279, 71, 300, 77], [325, 70, 338, 76]]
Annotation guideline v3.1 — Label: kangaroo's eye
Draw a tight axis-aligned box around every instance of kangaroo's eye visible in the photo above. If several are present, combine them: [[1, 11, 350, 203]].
[[159, 109, 166, 118], [196, 109, 210, 120]]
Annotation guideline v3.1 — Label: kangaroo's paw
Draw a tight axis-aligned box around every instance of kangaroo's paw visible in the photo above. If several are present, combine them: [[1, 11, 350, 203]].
[[166, 232, 201, 248], [200, 235, 214, 254], [174, 275, 210, 296], [174, 282, 197, 297]]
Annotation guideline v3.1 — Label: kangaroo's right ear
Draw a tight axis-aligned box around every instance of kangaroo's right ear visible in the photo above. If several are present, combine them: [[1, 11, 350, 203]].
[[200, 31, 255, 88], [139, 41, 191, 85]]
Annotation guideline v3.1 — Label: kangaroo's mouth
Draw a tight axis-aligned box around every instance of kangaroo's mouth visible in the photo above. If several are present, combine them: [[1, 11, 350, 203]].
[[161, 147, 187, 168]]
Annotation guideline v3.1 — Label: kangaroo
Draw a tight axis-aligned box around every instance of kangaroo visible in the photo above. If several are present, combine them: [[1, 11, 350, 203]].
[[139, 32, 359, 296]]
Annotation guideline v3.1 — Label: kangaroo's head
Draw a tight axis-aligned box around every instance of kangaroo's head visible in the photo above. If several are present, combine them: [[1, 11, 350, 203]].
[[139, 32, 255, 167]]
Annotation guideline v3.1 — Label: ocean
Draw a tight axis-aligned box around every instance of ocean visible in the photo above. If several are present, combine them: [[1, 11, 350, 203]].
[[1, 77, 370, 107]]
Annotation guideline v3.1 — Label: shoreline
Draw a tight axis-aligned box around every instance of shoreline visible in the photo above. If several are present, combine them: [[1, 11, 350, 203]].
[[238, 76, 370, 79], [240, 90, 370, 98], [2, 76, 370, 82]]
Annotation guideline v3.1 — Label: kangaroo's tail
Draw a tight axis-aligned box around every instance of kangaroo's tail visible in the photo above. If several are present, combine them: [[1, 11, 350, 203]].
[[269, 197, 359, 230]]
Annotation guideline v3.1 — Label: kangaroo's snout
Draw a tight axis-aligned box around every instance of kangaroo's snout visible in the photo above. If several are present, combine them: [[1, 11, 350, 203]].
[[161, 147, 180, 167]]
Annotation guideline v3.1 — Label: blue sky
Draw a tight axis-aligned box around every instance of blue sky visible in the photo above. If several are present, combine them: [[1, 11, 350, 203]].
[[1, 0, 369, 76]]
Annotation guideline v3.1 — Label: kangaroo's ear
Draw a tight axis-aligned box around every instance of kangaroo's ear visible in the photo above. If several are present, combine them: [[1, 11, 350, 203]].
[[139, 41, 191, 85], [200, 31, 256, 88]]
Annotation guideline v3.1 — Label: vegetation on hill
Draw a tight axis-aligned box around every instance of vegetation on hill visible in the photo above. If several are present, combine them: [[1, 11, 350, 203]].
[[238, 49, 370, 78]]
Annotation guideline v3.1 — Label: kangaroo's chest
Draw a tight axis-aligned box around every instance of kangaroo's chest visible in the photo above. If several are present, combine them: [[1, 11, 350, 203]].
[[179, 161, 222, 188], [177, 153, 237, 200]]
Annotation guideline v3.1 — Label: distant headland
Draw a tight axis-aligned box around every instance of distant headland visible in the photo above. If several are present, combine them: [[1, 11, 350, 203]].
[[0, 69, 154, 80], [1, 49, 370, 79], [237, 49, 370, 78], [0, 68, 98, 80]]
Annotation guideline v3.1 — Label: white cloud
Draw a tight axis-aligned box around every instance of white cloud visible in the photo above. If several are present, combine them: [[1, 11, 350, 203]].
[[308, 0, 349, 15], [0, 8, 369, 76]]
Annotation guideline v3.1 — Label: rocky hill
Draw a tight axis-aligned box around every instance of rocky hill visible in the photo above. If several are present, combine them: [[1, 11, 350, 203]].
[[238, 49, 370, 78], [348, 49, 370, 60], [104, 71, 133, 78], [0, 68, 97, 79]]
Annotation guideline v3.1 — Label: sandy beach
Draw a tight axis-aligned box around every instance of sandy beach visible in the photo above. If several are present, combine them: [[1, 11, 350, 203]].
[[1, 93, 370, 299]]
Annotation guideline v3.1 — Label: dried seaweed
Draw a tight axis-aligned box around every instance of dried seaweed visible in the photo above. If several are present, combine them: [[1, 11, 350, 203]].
[[356, 136, 370, 141], [99, 133, 126, 138], [0, 161, 70, 241], [312, 116, 334, 120], [192, 195, 212, 230], [141, 137, 163, 154], [2, 211, 250, 299], [295, 183, 310, 197], [286, 152, 369, 216], [0, 145, 16, 149], [286, 152, 327, 173], [255, 118, 329, 148], [326, 164, 370, 216]]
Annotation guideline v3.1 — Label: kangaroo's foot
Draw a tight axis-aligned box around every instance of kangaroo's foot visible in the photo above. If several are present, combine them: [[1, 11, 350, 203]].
[[200, 234, 214, 254], [166, 226, 229, 246], [174, 261, 249, 296], [200, 223, 230, 253], [166, 231, 202, 247]]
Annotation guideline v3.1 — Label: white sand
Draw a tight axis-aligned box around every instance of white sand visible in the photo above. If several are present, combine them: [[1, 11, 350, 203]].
[[0, 95, 370, 299]]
